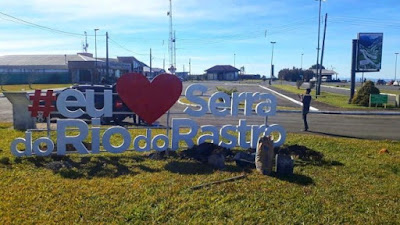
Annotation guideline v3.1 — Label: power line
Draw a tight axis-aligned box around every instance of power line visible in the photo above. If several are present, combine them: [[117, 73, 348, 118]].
[[108, 37, 164, 61], [0, 11, 165, 61], [0, 11, 103, 37], [108, 37, 149, 56]]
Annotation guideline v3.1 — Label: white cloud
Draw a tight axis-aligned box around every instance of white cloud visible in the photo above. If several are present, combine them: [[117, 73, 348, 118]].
[[27, 0, 169, 20]]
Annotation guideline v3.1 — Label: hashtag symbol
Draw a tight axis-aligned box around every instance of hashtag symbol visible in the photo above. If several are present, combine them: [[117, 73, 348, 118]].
[[28, 90, 56, 118]]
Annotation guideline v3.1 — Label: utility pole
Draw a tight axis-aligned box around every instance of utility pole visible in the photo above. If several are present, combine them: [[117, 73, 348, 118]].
[[315, 0, 324, 96], [106, 32, 109, 81], [189, 58, 191, 75], [183, 64, 185, 73], [395, 53, 399, 81], [361, 72, 364, 84], [174, 30, 177, 72], [317, 13, 328, 95], [150, 48, 152, 78], [83, 31, 88, 52], [269, 41, 276, 85], [349, 39, 358, 103], [331, 65, 337, 80], [168, 0, 175, 74], [234, 53, 236, 68], [93, 28, 99, 85], [163, 55, 165, 71], [301, 53, 304, 70]]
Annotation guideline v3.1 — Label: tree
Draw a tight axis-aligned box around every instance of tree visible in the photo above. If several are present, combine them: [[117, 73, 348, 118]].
[[310, 64, 325, 70], [0, 73, 9, 91], [352, 80, 380, 106], [278, 67, 315, 82], [302, 70, 315, 81]]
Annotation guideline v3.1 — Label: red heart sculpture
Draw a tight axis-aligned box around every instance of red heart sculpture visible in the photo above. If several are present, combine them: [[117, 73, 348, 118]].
[[116, 73, 182, 124]]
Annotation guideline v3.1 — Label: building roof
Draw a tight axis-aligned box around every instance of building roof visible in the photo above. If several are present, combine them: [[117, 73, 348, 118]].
[[0, 54, 98, 69], [98, 58, 119, 63], [151, 68, 165, 73], [205, 65, 240, 73], [117, 56, 148, 67], [310, 69, 337, 75]]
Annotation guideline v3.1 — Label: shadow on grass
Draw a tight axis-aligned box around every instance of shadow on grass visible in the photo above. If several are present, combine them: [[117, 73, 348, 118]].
[[165, 161, 214, 175], [165, 161, 253, 175], [271, 172, 314, 186], [278, 144, 344, 168], [307, 131, 366, 140], [16, 154, 160, 179], [295, 159, 344, 167]]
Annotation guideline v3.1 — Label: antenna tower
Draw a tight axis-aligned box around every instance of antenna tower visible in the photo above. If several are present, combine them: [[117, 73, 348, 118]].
[[82, 31, 89, 53], [168, 0, 175, 74]]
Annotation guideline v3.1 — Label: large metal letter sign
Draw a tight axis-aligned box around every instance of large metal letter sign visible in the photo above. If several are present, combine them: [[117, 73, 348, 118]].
[[11, 73, 286, 156]]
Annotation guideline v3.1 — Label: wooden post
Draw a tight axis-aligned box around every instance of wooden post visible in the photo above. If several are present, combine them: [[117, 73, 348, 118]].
[[349, 39, 358, 103]]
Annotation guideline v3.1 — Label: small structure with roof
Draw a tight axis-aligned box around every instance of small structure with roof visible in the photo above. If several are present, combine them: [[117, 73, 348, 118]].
[[0, 53, 147, 84], [310, 69, 337, 82], [205, 65, 240, 81]]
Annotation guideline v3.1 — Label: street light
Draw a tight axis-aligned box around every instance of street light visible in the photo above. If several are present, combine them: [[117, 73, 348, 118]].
[[93, 28, 99, 85], [315, 0, 325, 95], [269, 41, 276, 85], [301, 53, 304, 70], [395, 53, 399, 81]]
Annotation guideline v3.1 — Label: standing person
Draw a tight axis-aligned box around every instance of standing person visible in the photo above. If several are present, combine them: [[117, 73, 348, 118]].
[[298, 88, 312, 131]]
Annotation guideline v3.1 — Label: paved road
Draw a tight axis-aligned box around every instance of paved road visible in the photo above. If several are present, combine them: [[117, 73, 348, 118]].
[[157, 81, 400, 140], [1, 81, 399, 140], [0, 96, 12, 122]]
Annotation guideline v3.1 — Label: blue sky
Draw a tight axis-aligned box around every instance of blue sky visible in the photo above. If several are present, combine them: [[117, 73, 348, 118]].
[[0, 0, 399, 80]]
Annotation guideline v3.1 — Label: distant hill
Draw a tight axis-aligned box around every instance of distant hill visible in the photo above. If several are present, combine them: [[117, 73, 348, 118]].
[[359, 34, 383, 47]]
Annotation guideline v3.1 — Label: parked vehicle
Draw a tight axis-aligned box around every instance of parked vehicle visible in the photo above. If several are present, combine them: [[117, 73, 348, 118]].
[[52, 84, 134, 124], [376, 79, 386, 85]]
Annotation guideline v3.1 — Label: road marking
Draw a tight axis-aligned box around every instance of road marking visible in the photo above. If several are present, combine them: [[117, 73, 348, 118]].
[[258, 85, 319, 111]]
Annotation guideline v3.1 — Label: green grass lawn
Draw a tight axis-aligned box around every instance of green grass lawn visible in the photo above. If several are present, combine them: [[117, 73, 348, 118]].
[[0, 122, 399, 224], [0, 84, 72, 93], [272, 84, 378, 109], [324, 84, 400, 95]]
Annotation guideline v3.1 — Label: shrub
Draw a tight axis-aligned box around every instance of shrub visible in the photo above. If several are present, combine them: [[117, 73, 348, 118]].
[[309, 81, 316, 89], [216, 86, 237, 95], [352, 80, 380, 106], [216, 87, 237, 102]]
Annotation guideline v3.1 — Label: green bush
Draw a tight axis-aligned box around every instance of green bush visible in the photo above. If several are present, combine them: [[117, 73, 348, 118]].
[[309, 81, 316, 89], [296, 80, 304, 89], [216, 86, 237, 95], [352, 80, 380, 106]]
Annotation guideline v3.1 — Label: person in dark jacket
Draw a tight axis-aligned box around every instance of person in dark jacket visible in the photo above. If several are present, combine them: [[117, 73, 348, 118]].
[[298, 88, 312, 131]]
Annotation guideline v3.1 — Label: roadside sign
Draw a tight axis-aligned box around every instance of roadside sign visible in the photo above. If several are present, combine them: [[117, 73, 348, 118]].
[[357, 33, 383, 72], [369, 94, 388, 107]]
